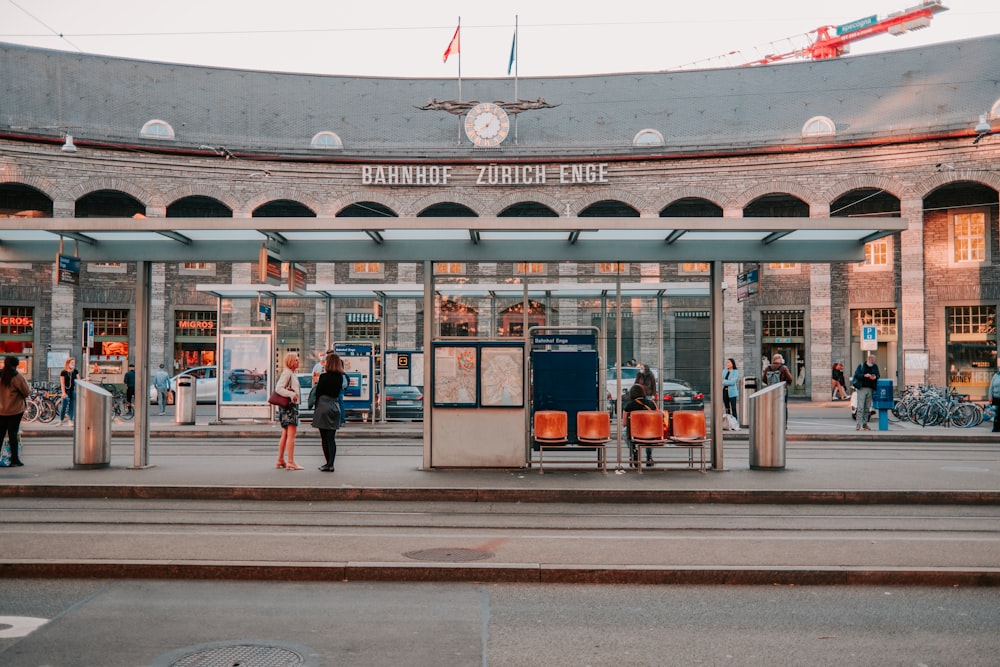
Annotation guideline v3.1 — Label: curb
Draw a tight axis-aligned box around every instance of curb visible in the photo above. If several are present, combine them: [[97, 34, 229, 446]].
[[2, 561, 998, 587], [3, 485, 998, 505]]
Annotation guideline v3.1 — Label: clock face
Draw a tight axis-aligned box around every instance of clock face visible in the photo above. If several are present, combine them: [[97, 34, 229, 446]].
[[464, 102, 510, 147]]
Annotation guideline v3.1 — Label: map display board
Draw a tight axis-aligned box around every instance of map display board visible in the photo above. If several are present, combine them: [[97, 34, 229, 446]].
[[433, 345, 477, 406], [432, 343, 525, 408], [480, 346, 524, 407]]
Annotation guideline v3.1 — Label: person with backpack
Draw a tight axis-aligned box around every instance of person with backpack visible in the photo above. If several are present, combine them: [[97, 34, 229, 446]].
[[763, 353, 794, 424], [988, 368, 1000, 433], [851, 354, 880, 431]]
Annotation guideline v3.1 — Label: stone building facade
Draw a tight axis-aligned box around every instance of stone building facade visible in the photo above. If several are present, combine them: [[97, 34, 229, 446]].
[[1, 37, 998, 400]]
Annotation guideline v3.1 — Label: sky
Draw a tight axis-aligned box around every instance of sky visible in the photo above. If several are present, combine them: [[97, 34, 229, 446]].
[[1, 0, 997, 78]]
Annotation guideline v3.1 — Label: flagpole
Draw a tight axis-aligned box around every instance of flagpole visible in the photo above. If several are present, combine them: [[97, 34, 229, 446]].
[[512, 16, 519, 143], [457, 16, 462, 103], [457, 16, 462, 144]]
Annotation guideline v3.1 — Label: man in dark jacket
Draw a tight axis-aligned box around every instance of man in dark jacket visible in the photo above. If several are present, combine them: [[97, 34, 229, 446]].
[[853, 354, 880, 431]]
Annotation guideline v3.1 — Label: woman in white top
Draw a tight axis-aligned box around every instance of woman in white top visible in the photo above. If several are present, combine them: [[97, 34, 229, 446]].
[[274, 353, 302, 470]]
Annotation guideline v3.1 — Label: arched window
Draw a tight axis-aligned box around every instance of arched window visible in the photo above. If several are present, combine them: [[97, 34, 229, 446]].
[[802, 116, 835, 138], [311, 131, 343, 149], [632, 129, 664, 147], [140, 119, 175, 140]]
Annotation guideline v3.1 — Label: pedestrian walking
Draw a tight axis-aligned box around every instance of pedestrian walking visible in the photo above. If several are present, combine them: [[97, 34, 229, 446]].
[[0, 356, 30, 467], [152, 363, 170, 415]]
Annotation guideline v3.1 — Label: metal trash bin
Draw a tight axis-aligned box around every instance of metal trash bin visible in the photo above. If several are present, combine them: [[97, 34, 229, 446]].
[[748, 381, 786, 470], [740, 377, 758, 428], [175, 375, 196, 425], [73, 380, 112, 468]]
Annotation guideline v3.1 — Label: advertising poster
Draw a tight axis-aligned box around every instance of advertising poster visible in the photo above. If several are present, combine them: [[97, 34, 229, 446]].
[[220, 334, 270, 404]]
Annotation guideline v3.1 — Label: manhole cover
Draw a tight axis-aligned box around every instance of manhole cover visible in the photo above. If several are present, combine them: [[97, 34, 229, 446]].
[[404, 547, 494, 562], [153, 641, 308, 667]]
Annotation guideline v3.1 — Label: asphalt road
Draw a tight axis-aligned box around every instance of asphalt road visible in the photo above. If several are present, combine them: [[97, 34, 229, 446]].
[[1, 580, 998, 666]]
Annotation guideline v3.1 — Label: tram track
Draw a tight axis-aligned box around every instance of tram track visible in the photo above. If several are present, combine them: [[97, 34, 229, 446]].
[[1, 498, 998, 586]]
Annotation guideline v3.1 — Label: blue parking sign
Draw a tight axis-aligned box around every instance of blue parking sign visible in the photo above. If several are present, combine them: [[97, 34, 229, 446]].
[[861, 325, 877, 351]]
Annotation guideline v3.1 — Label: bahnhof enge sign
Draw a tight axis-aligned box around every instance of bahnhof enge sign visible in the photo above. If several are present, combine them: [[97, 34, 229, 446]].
[[1, 34, 998, 411]]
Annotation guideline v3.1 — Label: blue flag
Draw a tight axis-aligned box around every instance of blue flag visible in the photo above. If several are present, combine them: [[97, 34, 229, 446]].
[[507, 31, 516, 75]]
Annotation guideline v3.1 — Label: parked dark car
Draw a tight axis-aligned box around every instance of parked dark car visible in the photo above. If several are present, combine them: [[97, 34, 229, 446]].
[[228, 368, 265, 387], [659, 378, 705, 413], [383, 385, 423, 420]]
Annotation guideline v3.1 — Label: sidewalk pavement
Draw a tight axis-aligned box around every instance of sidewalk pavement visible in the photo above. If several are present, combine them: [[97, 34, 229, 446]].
[[5, 400, 999, 504]]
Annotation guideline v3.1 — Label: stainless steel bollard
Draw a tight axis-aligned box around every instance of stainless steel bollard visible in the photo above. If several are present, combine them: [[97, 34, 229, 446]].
[[740, 377, 758, 428], [748, 381, 786, 470], [73, 380, 112, 468]]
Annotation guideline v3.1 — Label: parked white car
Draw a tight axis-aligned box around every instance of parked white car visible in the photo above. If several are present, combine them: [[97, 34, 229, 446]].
[[149, 365, 218, 404], [606, 366, 657, 412]]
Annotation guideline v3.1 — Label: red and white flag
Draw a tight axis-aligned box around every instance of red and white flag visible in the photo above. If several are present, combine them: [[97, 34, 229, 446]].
[[443, 25, 460, 63]]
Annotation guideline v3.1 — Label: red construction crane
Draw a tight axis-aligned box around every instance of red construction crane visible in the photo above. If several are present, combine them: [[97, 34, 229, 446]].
[[742, 1, 948, 66]]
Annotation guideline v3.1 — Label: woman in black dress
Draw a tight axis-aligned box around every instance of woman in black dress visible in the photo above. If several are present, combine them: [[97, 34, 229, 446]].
[[312, 352, 345, 472]]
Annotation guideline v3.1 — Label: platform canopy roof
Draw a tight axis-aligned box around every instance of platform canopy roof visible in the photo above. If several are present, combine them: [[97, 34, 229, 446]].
[[0, 216, 905, 264]]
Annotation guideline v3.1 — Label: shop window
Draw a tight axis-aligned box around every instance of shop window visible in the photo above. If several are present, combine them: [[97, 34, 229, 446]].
[[852, 308, 897, 339], [679, 262, 709, 275], [498, 300, 546, 337], [346, 313, 381, 341], [597, 262, 628, 274], [89, 262, 126, 273], [180, 262, 215, 275], [350, 262, 383, 278], [945, 305, 997, 395], [515, 262, 545, 275], [854, 237, 892, 272], [82, 308, 130, 361], [439, 300, 477, 337], [434, 262, 464, 275], [950, 208, 988, 265], [0, 306, 34, 356], [762, 310, 805, 338], [767, 263, 799, 274]]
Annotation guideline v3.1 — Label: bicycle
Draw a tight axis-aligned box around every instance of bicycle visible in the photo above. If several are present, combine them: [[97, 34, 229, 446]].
[[113, 394, 135, 421], [102, 383, 135, 421]]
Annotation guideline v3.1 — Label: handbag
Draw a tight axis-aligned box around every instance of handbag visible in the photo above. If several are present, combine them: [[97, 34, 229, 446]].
[[268, 391, 291, 408], [0, 434, 21, 467], [308, 384, 318, 410]]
